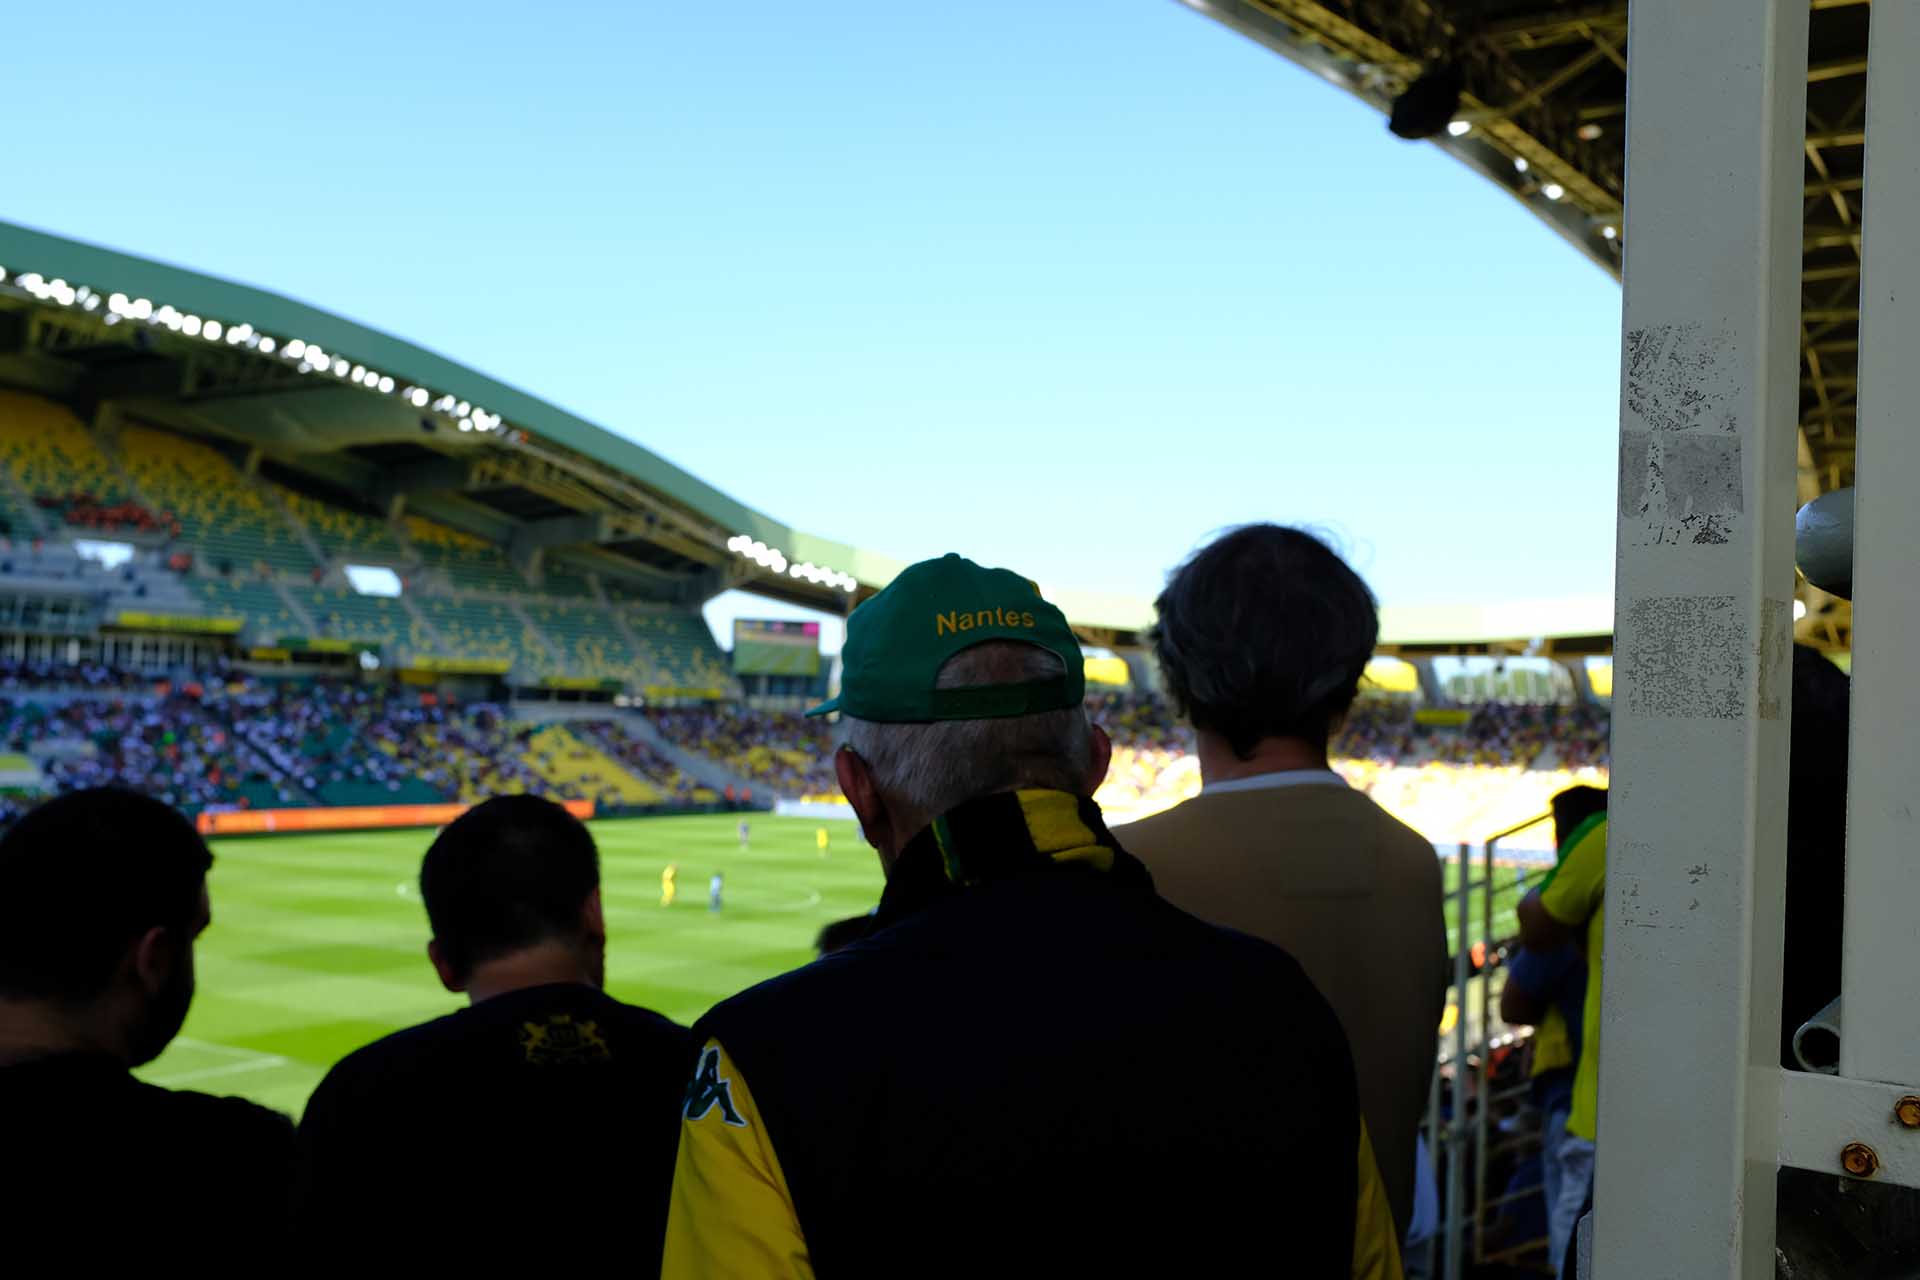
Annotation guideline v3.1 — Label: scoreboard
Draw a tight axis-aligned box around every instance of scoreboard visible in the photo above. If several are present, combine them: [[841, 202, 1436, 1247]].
[[732, 619, 822, 676]]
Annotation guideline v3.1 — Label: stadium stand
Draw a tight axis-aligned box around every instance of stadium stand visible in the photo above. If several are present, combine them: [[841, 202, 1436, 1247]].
[[518, 724, 663, 807], [303, 586, 408, 648], [117, 425, 317, 576], [579, 719, 711, 803], [409, 595, 520, 661], [538, 566, 597, 599], [643, 706, 838, 800], [402, 515, 526, 594], [282, 491, 404, 562], [1, 689, 306, 813], [626, 609, 732, 691], [0, 393, 125, 512], [520, 599, 642, 682], [195, 575, 299, 635]]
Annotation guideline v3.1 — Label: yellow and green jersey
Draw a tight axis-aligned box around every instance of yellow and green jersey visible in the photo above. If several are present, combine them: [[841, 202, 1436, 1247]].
[[1537, 814, 1607, 1140]]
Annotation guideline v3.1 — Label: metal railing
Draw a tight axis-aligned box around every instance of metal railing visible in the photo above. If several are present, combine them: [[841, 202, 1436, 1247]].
[[1433, 810, 1560, 1280]]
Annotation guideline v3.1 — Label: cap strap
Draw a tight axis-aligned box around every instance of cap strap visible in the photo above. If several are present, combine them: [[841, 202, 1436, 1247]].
[[925, 674, 1076, 721]]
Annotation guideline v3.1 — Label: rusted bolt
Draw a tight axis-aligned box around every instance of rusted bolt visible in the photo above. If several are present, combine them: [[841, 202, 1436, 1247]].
[[1841, 1142, 1880, 1178], [1895, 1096, 1920, 1129]]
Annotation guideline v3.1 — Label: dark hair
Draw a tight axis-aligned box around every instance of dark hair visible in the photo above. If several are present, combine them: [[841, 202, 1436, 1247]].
[[0, 787, 211, 1002], [1151, 525, 1379, 758], [1551, 785, 1609, 851], [814, 913, 877, 957], [419, 796, 600, 982]]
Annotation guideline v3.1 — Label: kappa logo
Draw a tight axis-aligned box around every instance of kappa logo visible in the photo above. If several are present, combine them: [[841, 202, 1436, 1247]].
[[520, 1014, 612, 1066], [684, 1045, 747, 1127]]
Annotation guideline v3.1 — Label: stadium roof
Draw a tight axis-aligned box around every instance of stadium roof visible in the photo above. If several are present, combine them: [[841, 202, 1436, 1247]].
[[1177, 0, 1859, 648], [0, 218, 906, 615], [1178, 0, 1867, 500]]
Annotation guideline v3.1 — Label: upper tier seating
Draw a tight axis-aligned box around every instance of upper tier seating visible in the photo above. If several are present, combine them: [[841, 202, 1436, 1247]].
[[520, 600, 639, 681], [626, 609, 732, 689], [0, 394, 125, 510], [410, 596, 520, 661], [404, 516, 526, 593], [119, 426, 316, 575], [284, 492, 403, 562], [302, 587, 408, 648]]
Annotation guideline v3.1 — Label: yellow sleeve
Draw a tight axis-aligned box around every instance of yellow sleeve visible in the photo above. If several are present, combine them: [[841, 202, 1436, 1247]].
[[661, 1039, 813, 1280], [1539, 820, 1606, 929], [1352, 1121, 1405, 1280]]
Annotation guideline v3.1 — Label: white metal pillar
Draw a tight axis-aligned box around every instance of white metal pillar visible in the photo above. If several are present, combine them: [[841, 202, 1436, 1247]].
[[1600, 0, 1807, 1276], [1842, 0, 1920, 1091]]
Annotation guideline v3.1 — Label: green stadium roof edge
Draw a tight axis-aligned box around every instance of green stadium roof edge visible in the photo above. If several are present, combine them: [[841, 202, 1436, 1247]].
[[0, 217, 906, 615], [0, 218, 1613, 649]]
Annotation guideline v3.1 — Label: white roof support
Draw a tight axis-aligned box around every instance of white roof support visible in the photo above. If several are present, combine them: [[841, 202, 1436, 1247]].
[[1599, 0, 1807, 1273], [1841, 0, 1920, 1093]]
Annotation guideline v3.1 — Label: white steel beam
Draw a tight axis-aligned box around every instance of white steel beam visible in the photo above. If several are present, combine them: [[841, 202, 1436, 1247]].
[[1840, 0, 1920, 1091], [1599, 0, 1807, 1275], [1778, 1071, 1920, 1187]]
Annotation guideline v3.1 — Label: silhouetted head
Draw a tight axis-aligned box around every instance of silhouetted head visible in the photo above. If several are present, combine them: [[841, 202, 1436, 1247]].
[[0, 788, 212, 1067]]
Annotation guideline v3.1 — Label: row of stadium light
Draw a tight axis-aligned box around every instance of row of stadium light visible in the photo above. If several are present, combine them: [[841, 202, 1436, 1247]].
[[1439, 123, 1619, 241], [724, 535, 857, 593], [0, 267, 510, 435]]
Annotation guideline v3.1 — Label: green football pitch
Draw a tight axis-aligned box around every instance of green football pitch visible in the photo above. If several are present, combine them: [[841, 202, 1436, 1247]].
[[133, 814, 877, 1118]]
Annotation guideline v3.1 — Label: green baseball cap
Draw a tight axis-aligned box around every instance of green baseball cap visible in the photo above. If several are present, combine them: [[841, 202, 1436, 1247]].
[[807, 553, 1085, 723]]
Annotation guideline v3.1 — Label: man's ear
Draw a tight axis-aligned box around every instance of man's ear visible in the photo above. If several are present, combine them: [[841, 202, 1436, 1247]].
[[835, 744, 890, 853], [1084, 723, 1113, 797], [580, 887, 607, 942], [129, 926, 177, 996], [427, 939, 466, 994]]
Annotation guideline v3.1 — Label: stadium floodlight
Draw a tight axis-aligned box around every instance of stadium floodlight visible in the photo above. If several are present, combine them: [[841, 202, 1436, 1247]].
[[108, 292, 129, 312], [331, 358, 348, 376], [409, 387, 429, 407], [378, 376, 395, 393], [286, 339, 307, 358], [1387, 64, 1463, 140], [1513, 157, 1529, 173], [350, 364, 366, 381], [258, 337, 275, 353], [1542, 183, 1565, 201], [1601, 225, 1619, 240], [457, 418, 473, 431], [203, 321, 221, 340], [182, 316, 202, 337], [1446, 120, 1472, 138]]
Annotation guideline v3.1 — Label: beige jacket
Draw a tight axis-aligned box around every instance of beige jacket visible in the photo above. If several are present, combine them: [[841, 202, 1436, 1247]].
[[1116, 776, 1447, 1241]]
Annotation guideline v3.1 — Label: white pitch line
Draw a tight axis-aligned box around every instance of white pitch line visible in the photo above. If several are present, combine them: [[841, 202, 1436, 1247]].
[[148, 1056, 289, 1087], [172, 1035, 283, 1062], [762, 888, 825, 912]]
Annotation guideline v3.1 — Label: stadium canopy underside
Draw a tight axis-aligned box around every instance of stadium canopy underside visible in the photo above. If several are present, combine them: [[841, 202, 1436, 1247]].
[[0, 219, 908, 619], [1180, 0, 1863, 651]]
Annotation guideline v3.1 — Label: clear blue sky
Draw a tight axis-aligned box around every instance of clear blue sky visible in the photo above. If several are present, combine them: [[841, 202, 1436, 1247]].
[[8, 1, 1621, 649]]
